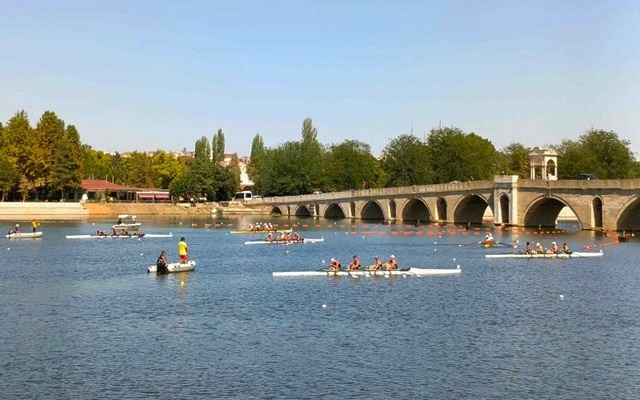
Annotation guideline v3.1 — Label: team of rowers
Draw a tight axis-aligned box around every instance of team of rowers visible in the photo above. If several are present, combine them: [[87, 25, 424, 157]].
[[95, 228, 145, 237], [247, 222, 276, 231], [265, 231, 302, 243], [328, 255, 399, 271], [522, 241, 570, 254]]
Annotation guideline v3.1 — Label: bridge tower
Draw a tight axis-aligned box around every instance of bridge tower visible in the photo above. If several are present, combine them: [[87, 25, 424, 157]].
[[529, 147, 558, 180], [493, 175, 519, 226]]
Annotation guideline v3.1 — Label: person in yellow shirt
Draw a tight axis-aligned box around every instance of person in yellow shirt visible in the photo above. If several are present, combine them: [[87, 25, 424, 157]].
[[32, 219, 39, 232], [178, 237, 188, 263]]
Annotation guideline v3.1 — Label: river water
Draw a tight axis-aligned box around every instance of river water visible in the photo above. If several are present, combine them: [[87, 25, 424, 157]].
[[1, 216, 639, 399]]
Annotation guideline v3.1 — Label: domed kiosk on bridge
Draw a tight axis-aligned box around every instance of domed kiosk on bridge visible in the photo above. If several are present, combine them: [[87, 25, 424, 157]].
[[529, 147, 557, 180]]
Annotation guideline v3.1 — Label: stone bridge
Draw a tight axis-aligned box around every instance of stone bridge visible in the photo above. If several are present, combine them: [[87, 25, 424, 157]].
[[257, 176, 640, 231]]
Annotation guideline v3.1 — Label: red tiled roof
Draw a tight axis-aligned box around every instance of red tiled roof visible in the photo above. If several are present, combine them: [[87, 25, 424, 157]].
[[81, 180, 139, 191]]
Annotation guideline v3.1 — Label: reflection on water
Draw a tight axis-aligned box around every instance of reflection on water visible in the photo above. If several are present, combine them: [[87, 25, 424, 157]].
[[1, 219, 639, 399]]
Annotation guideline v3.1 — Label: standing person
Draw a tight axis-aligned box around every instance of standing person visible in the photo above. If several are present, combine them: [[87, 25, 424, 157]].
[[178, 237, 188, 264], [156, 251, 168, 274], [347, 255, 361, 270], [31, 219, 39, 232]]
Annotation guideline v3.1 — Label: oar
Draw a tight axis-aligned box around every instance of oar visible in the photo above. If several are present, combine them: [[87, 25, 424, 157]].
[[458, 241, 483, 247]]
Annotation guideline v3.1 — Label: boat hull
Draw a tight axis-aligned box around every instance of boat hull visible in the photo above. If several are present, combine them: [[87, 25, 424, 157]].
[[486, 251, 603, 259], [6, 232, 43, 239], [148, 260, 196, 274], [244, 238, 324, 245], [66, 233, 172, 239], [231, 228, 292, 235], [272, 267, 461, 277]]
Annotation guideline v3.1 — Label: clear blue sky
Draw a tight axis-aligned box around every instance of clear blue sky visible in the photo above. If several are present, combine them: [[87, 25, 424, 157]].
[[1, 0, 638, 158]]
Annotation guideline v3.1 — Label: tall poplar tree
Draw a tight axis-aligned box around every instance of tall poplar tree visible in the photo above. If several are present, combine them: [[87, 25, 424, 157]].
[[299, 117, 325, 193], [211, 129, 225, 163]]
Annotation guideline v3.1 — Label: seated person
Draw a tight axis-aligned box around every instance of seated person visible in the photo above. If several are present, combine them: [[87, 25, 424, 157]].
[[562, 242, 570, 254], [156, 251, 168, 274], [329, 258, 341, 271], [385, 255, 398, 270], [368, 256, 383, 270], [535, 243, 544, 254], [523, 242, 533, 254], [546, 241, 558, 254], [347, 255, 361, 270]]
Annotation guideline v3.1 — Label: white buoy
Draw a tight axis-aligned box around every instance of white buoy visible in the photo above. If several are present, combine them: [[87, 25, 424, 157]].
[[322, 304, 327, 308], [140, 253, 143, 256], [559, 295, 564, 300], [286, 250, 289, 253], [457, 265, 461, 269], [434, 249, 437, 252], [453, 258, 456, 261]]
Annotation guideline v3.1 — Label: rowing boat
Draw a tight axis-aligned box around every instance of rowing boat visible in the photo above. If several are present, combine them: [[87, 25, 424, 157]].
[[486, 251, 603, 259], [231, 228, 293, 235], [6, 232, 43, 239], [147, 260, 196, 274], [66, 233, 173, 239], [244, 238, 324, 245], [272, 267, 461, 277]]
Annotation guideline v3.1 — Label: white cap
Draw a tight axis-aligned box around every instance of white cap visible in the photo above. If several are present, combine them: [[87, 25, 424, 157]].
[[390, 255, 395, 258], [15, 224, 19, 227], [331, 258, 335, 262], [552, 241, 556, 244], [536, 243, 540, 246]]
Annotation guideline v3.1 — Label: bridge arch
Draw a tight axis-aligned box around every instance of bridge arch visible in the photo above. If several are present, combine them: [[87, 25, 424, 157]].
[[324, 203, 347, 219], [401, 198, 431, 222], [452, 194, 491, 225], [294, 205, 312, 217], [522, 196, 581, 228], [270, 206, 284, 216], [615, 196, 640, 230], [592, 197, 603, 229], [361, 200, 385, 220]]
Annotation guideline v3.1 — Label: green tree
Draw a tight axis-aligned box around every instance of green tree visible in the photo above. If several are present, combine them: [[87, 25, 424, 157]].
[[35, 111, 66, 188], [211, 129, 225, 163], [556, 129, 637, 179], [298, 117, 326, 193], [260, 142, 306, 196], [125, 151, 154, 188], [214, 153, 241, 201], [192, 136, 214, 199], [0, 151, 19, 201], [427, 127, 496, 182], [247, 134, 266, 193], [83, 145, 114, 180], [151, 150, 185, 188], [497, 142, 530, 178], [49, 125, 84, 200], [326, 140, 383, 191], [381, 134, 433, 187], [169, 170, 198, 201]]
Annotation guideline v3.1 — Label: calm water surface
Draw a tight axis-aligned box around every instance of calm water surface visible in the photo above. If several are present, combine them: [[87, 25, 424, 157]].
[[1, 217, 639, 399]]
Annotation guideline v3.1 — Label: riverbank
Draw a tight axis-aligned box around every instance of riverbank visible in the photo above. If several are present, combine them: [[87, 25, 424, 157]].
[[0, 201, 268, 220]]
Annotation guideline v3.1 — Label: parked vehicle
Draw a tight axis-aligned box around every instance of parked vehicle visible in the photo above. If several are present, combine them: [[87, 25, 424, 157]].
[[578, 174, 598, 180]]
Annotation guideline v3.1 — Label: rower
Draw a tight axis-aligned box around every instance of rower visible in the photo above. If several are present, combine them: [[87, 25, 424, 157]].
[[267, 232, 274, 243], [546, 241, 558, 254], [523, 241, 533, 254], [368, 256, 383, 270], [347, 255, 361, 270], [385, 255, 398, 270], [13, 224, 20, 234], [562, 242, 570, 254], [293, 232, 302, 242], [485, 233, 494, 245], [329, 258, 341, 271], [535, 242, 544, 254]]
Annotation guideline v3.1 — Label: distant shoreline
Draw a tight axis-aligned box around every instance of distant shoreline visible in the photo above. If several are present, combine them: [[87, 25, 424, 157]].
[[0, 202, 267, 221]]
